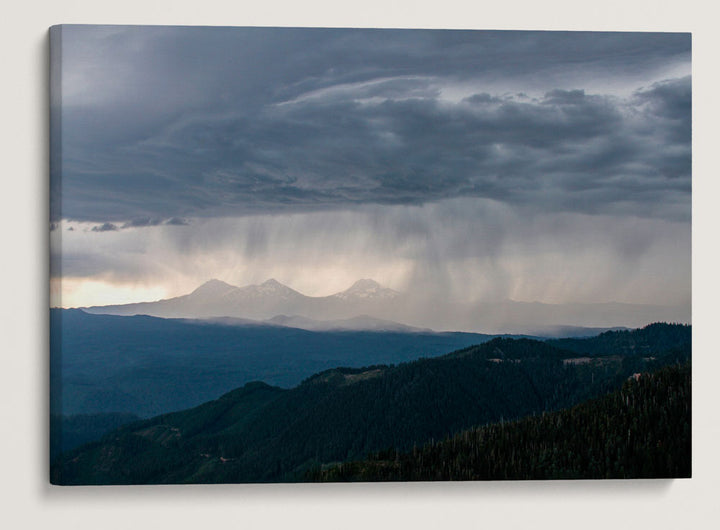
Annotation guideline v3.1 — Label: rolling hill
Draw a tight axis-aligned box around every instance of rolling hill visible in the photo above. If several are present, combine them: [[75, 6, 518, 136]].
[[51, 324, 690, 484], [50, 308, 499, 419]]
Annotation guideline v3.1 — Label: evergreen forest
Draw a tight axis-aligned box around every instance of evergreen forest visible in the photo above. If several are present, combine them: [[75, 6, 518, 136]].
[[51, 323, 691, 484]]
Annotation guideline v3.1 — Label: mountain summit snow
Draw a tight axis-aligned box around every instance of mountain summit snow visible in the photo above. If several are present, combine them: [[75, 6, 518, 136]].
[[191, 279, 238, 298], [333, 279, 400, 300]]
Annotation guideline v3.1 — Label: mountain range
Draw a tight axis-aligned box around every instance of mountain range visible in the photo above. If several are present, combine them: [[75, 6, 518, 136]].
[[81, 278, 690, 334], [83, 278, 404, 322]]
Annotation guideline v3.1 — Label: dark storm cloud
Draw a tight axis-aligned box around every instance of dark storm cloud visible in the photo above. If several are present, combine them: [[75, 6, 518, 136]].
[[86, 217, 190, 231], [91, 222, 119, 232], [53, 26, 690, 224], [165, 217, 190, 226], [121, 217, 164, 228], [634, 76, 692, 121], [633, 76, 692, 148]]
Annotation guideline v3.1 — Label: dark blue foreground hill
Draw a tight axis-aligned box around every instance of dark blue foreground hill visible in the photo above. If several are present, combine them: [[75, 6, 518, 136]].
[[51, 325, 690, 484]]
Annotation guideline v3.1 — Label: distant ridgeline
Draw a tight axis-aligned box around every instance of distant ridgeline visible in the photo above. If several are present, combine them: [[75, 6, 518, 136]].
[[50, 308, 500, 419], [548, 322, 691, 357], [51, 322, 690, 484]]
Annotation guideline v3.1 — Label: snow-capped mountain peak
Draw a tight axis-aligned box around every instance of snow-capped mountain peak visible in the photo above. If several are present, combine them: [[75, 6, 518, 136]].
[[257, 278, 296, 295], [333, 279, 400, 300], [229, 278, 301, 300], [190, 279, 239, 298]]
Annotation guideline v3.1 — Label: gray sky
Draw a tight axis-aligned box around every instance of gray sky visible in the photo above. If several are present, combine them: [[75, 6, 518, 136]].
[[50, 26, 691, 312]]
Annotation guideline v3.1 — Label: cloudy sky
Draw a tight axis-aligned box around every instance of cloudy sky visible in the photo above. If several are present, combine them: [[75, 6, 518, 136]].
[[50, 26, 691, 313]]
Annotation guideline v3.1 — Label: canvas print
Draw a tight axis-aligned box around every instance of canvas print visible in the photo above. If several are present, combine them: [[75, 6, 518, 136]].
[[49, 25, 691, 484]]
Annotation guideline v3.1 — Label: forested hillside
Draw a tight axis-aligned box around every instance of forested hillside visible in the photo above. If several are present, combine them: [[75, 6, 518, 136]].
[[311, 362, 691, 481], [51, 325, 690, 484], [548, 323, 690, 357]]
